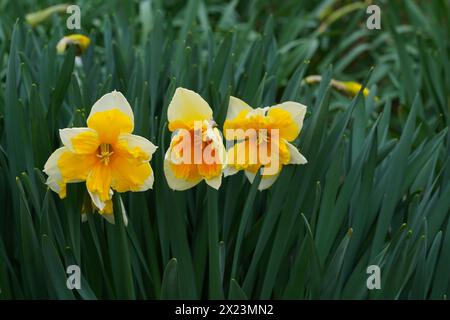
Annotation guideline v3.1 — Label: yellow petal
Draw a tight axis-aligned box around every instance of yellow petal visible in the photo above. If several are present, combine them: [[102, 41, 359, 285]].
[[59, 128, 99, 154], [114, 133, 157, 162], [87, 109, 133, 144], [86, 162, 113, 205], [167, 87, 213, 131], [58, 149, 98, 182], [110, 155, 154, 192], [87, 91, 134, 143], [271, 102, 307, 137], [266, 107, 300, 142]]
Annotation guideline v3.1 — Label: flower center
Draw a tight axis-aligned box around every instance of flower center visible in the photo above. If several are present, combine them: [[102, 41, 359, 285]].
[[97, 143, 114, 165]]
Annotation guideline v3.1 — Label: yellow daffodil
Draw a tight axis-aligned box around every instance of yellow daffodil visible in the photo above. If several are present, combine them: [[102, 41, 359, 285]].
[[164, 88, 226, 190], [223, 97, 307, 190], [44, 90, 157, 221], [56, 34, 91, 55]]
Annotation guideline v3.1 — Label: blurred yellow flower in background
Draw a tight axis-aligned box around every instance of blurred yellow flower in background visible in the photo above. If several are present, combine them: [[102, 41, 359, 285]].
[[25, 4, 69, 26], [164, 88, 226, 191], [56, 34, 91, 55], [44, 91, 157, 222], [223, 97, 308, 190]]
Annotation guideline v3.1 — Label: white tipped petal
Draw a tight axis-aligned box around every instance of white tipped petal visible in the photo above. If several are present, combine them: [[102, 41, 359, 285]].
[[163, 148, 202, 191], [245, 170, 256, 183], [258, 173, 281, 191], [87, 188, 111, 211], [223, 166, 239, 177], [286, 142, 308, 164], [272, 101, 307, 133], [43, 147, 66, 195], [87, 90, 134, 126], [167, 87, 213, 125], [117, 133, 158, 161], [138, 170, 155, 191], [205, 174, 222, 190], [226, 96, 252, 120], [59, 127, 99, 154]]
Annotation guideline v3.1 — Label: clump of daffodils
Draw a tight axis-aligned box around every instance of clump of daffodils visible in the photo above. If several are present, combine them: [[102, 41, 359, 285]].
[[44, 88, 310, 222]]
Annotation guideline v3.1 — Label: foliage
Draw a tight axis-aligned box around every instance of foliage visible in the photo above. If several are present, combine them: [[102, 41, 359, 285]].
[[0, 0, 449, 299]]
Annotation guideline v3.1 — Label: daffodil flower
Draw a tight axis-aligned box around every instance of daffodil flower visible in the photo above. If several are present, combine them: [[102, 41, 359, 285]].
[[56, 34, 91, 55], [223, 97, 307, 190], [164, 88, 226, 190], [44, 91, 157, 222]]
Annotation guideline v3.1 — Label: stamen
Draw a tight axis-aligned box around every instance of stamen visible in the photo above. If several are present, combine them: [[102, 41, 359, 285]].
[[97, 143, 114, 165]]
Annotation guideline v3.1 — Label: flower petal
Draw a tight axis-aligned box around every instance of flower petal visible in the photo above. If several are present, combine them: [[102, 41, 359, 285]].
[[115, 133, 158, 162], [86, 163, 113, 206], [88, 90, 134, 125], [167, 87, 213, 131], [43, 147, 66, 197], [205, 174, 222, 190], [245, 170, 280, 190], [258, 173, 281, 190], [163, 148, 202, 190], [223, 166, 239, 177], [286, 142, 307, 164], [87, 91, 134, 143], [226, 96, 252, 121], [110, 156, 154, 192], [59, 127, 100, 154], [269, 102, 307, 141]]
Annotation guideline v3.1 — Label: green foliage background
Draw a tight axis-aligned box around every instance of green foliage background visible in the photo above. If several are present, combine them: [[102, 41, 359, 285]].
[[0, 0, 449, 299]]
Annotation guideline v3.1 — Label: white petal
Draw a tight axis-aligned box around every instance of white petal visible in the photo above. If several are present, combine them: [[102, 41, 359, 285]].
[[272, 101, 307, 133], [87, 188, 112, 211], [223, 166, 239, 177], [286, 142, 308, 164], [245, 169, 280, 190], [87, 90, 134, 128], [43, 147, 66, 195], [245, 170, 256, 183], [205, 174, 222, 190], [167, 87, 212, 125], [163, 148, 202, 191], [117, 133, 158, 161], [226, 96, 252, 120], [258, 173, 281, 191], [59, 127, 99, 154]]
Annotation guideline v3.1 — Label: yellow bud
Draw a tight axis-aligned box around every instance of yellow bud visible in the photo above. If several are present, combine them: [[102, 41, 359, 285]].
[[56, 34, 91, 55]]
